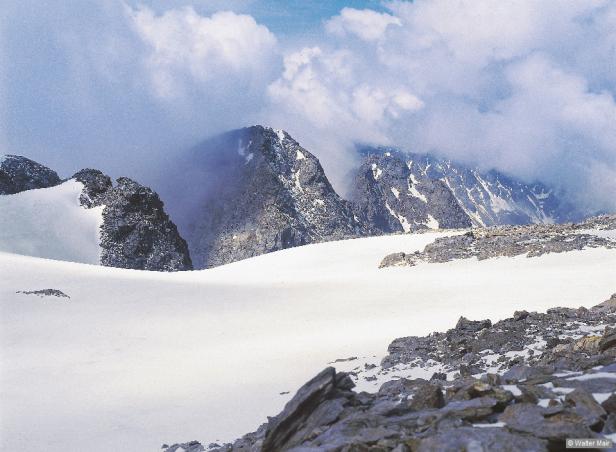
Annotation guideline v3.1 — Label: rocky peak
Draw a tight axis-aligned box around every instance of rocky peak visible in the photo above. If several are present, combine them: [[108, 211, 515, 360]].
[[72, 168, 112, 208], [172, 125, 366, 268], [351, 148, 472, 233], [71, 169, 192, 272], [0, 154, 61, 195]]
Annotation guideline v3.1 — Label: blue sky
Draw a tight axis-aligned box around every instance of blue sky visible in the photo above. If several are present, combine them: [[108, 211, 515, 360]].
[[1, 0, 616, 213]]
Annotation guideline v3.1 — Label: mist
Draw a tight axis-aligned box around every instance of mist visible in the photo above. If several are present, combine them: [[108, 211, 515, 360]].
[[2, 0, 616, 213]]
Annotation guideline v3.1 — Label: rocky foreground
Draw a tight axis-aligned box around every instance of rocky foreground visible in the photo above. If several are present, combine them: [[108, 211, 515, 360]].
[[166, 295, 616, 451]]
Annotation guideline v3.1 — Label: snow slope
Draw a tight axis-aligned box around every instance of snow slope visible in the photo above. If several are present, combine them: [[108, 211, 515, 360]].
[[1, 232, 615, 451], [0, 180, 103, 264]]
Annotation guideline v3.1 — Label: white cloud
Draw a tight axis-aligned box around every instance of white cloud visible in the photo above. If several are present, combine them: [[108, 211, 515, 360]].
[[128, 6, 278, 100], [325, 7, 401, 41]]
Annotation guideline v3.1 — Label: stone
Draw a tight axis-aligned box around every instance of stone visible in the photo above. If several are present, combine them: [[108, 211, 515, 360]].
[[601, 394, 616, 414], [416, 427, 548, 452], [599, 329, 616, 352], [499, 403, 593, 444], [407, 383, 445, 411], [455, 317, 492, 332], [441, 397, 499, 422], [16, 289, 70, 299], [261, 367, 352, 451], [564, 388, 607, 429]]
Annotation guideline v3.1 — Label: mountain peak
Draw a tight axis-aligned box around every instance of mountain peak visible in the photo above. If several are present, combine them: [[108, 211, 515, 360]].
[[0, 154, 61, 195]]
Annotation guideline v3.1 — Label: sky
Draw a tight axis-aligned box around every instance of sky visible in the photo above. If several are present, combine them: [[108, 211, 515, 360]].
[[2, 0, 616, 212]]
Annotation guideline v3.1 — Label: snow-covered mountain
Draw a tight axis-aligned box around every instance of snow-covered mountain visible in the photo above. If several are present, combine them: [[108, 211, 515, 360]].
[[166, 125, 366, 268], [0, 158, 191, 271], [356, 147, 577, 228]]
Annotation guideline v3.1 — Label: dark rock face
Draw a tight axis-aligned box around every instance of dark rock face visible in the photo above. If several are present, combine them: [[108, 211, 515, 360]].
[[380, 216, 616, 267], [0, 155, 61, 195], [73, 169, 192, 271], [173, 299, 616, 451], [350, 150, 472, 233], [168, 126, 367, 268]]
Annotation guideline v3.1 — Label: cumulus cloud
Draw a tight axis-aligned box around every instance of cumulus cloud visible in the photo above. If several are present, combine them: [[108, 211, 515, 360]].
[[128, 6, 277, 100], [325, 7, 401, 41]]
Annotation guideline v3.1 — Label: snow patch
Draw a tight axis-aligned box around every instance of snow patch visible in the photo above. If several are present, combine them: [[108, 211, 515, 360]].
[[385, 202, 411, 233], [425, 215, 439, 229], [390, 187, 400, 199], [296, 150, 306, 161], [0, 180, 103, 264], [275, 129, 286, 142], [371, 163, 382, 180]]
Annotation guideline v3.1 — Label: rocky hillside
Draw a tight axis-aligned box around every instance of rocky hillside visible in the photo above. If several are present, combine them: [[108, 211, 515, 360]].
[[169, 295, 616, 452], [0, 154, 61, 194], [73, 169, 192, 271], [351, 150, 472, 233], [168, 126, 367, 268], [356, 147, 578, 228]]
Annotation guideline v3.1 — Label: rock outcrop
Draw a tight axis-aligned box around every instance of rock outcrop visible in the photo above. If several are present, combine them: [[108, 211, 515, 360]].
[[380, 215, 616, 267], [178, 297, 616, 451], [73, 169, 192, 271], [0, 155, 61, 195]]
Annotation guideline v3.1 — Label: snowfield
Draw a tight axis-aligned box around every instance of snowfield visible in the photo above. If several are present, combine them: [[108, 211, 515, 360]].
[[0, 181, 103, 264], [1, 232, 616, 451]]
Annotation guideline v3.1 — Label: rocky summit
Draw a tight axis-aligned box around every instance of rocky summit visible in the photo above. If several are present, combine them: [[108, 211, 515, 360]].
[[350, 150, 472, 234], [170, 295, 616, 451], [73, 169, 192, 271], [169, 126, 367, 269], [0, 154, 61, 195]]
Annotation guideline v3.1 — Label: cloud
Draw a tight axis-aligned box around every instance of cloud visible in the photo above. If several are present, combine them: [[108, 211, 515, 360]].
[[128, 6, 277, 100], [0, 0, 280, 184], [325, 7, 401, 41], [1, 0, 616, 213], [261, 1, 616, 212]]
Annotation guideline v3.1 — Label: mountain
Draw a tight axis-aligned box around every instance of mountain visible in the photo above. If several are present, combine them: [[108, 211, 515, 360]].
[[0, 157, 191, 271], [355, 147, 577, 228], [167, 125, 367, 268], [0, 154, 61, 194], [350, 150, 472, 233], [162, 127, 587, 268]]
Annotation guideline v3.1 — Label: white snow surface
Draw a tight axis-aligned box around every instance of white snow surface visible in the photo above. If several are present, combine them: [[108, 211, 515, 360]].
[[1, 232, 616, 451], [0, 180, 103, 264]]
